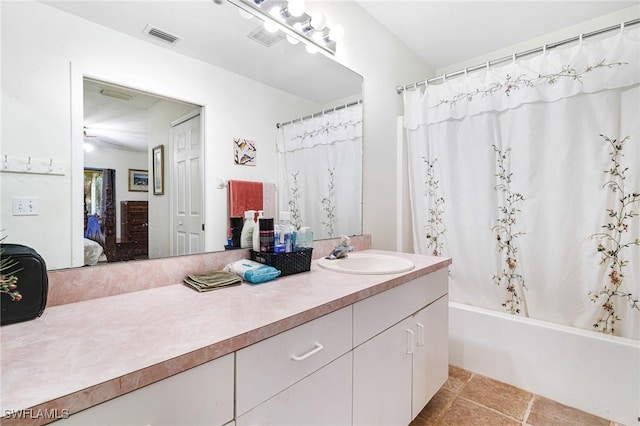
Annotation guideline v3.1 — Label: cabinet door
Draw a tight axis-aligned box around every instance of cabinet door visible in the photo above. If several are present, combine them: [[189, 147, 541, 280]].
[[58, 353, 234, 426], [353, 317, 414, 426], [412, 295, 449, 419], [236, 353, 352, 426]]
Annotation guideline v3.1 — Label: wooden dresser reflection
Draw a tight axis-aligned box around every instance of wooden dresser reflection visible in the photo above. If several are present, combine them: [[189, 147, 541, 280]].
[[117, 200, 148, 261]]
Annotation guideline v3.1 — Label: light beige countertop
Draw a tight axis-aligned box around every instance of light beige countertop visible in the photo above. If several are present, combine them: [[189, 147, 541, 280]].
[[0, 249, 451, 424]]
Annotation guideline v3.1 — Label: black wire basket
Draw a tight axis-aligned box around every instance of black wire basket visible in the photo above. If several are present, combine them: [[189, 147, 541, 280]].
[[250, 248, 313, 276]]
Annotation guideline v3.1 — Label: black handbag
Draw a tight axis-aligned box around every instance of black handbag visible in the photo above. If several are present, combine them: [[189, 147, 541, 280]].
[[1, 243, 48, 326]]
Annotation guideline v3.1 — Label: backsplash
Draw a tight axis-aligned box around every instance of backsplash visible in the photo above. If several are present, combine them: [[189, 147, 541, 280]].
[[47, 235, 371, 306]]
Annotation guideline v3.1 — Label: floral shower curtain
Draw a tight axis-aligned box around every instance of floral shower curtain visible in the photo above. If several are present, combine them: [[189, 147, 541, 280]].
[[277, 102, 363, 239], [404, 28, 640, 339]]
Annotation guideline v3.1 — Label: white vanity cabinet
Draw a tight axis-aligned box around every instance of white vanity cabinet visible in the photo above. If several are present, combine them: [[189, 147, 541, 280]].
[[58, 353, 234, 426], [352, 268, 448, 426], [54, 264, 448, 426]]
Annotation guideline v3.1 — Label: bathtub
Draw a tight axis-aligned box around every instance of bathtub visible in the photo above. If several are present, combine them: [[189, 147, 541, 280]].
[[449, 302, 640, 425]]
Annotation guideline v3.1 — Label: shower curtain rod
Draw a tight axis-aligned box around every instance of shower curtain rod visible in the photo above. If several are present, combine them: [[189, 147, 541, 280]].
[[276, 99, 362, 128], [396, 18, 640, 94]]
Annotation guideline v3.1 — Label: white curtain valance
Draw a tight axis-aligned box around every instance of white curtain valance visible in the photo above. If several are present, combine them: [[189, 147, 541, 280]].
[[404, 27, 640, 129], [278, 103, 363, 153]]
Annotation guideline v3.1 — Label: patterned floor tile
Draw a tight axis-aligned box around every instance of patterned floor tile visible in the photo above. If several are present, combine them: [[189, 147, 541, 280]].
[[440, 397, 520, 426], [459, 374, 532, 420], [526, 395, 610, 426]]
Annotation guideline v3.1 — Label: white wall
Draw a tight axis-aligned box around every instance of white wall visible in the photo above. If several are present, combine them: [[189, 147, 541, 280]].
[[0, 1, 320, 269]]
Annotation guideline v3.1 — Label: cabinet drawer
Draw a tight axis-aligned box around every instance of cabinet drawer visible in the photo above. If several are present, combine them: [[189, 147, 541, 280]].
[[236, 306, 352, 416], [353, 267, 448, 347], [237, 353, 352, 426]]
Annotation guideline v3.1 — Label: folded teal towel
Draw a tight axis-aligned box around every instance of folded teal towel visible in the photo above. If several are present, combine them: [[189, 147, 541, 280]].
[[245, 265, 281, 284]]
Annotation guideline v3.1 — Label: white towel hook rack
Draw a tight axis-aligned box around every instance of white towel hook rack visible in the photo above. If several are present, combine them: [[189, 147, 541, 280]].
[[0, 155, 65, 176]]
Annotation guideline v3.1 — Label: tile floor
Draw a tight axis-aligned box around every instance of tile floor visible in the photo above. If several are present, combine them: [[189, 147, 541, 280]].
[[410, 366, 616, 426]]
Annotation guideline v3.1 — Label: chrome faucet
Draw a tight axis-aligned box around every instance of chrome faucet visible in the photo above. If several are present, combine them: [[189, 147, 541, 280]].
[[325, 236, 354, 260]]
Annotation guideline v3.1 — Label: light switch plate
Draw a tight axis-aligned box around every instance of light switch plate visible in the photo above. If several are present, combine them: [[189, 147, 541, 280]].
[[12, 197, 39, 216]]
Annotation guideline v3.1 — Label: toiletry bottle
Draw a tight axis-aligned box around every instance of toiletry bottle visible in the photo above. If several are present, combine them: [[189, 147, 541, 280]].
[[240, 210, 256, 248], [259, 218, 275, 253], [279, 211, 294, 252], [230, 216, 244, 248], [294, 227, 313, 249], [252, 210, 264, 252]]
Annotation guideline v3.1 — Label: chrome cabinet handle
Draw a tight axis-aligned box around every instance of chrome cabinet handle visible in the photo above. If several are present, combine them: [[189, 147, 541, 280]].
[[291, 343, 324, 361]]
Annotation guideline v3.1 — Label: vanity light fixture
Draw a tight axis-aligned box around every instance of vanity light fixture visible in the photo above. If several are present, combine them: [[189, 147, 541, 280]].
[[225, 0, 341, 56], [300, 12, 326, 33]]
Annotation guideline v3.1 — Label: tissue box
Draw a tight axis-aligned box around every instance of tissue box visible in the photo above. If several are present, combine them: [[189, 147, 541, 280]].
[[250, 248, 313, 276]]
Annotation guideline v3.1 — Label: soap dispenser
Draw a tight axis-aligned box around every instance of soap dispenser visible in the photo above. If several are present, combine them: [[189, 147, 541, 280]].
[[240, 210, 256, 248]]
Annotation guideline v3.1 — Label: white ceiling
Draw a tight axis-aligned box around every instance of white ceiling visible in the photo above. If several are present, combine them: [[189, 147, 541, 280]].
[[356, 1, 638, 71], [83, 79, 196, 152]]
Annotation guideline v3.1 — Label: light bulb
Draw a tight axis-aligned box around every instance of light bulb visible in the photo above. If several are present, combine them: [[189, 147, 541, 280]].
[[305, 44, 318, 54], [328, 25, 344, 42], [264, 19, 279, 33], [269, 6, 282, 19], [84, 142, 94, 152], [310, 12, 326, 30], [286, 35, 299, 45], [312, 31, 325, 45], [287, 0, 305, 17], [292, 22, 303, 33]]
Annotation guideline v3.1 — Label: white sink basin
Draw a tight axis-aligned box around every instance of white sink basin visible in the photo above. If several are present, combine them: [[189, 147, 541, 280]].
[[317, 253, 415, 275]]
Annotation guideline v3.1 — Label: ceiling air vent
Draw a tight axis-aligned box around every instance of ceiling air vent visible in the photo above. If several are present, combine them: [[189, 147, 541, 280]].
[[248, 26, 285, 47], [143, 24, 181, 45]]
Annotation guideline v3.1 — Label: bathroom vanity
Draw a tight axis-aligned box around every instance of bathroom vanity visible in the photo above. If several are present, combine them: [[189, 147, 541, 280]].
[[0, 250, 450, 425]]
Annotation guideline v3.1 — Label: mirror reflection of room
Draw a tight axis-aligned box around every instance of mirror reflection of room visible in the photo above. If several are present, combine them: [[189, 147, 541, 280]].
[[83, 78, 201, 265]]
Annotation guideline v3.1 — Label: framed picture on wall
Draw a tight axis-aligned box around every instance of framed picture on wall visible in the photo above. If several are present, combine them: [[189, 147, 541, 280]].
[[233, 138, 256, 166], [128, 169, 149, 192], [152, 145, 164, 195]]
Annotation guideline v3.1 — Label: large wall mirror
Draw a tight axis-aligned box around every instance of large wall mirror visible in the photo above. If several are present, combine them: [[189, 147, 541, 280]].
[[1, 0, 363, 270]]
